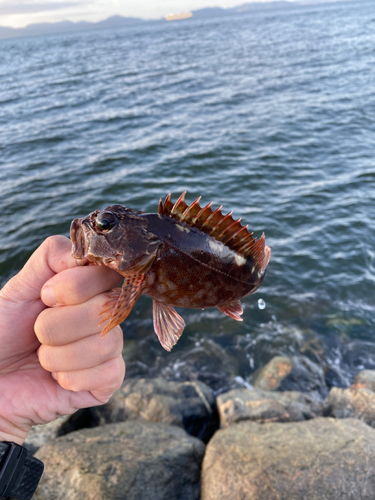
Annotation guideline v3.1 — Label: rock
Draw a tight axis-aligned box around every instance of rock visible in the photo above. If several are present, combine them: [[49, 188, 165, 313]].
[[35, 420, 205, 500], [24, 416, 69, 455], [278, 355, 328, 399], [323, 387, 375, 427], [352, 369, 375, 392], [235, 324, 326, 372], [252, 356, 293, 391], [253, 355, 328, 400], [201, 418, 375, 500], [324, 366, 349, 389], [160, 339, 238, 394], [59, 377, 218, 443], [217, 388, 322, 427]]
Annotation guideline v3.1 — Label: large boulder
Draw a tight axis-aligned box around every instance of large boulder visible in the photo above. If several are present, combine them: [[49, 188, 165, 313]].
[[35, 420, 205, 500], [323, 387, 375, 427], [59, 377, 218, 443], [217, 388, 322, 427], [201, 418, 375, 500]]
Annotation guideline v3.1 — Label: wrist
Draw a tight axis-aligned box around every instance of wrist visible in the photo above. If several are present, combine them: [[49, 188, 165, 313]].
[[0, 416, 28, 447], [0, 432, 24, 446], [0, 441, 44, 500]]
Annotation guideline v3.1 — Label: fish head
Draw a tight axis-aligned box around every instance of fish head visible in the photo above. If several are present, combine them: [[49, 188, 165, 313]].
[[70, 204, 147, 270]]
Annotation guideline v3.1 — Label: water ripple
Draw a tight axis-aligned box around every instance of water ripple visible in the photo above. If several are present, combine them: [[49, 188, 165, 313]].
[[0, 1, 374, 382]]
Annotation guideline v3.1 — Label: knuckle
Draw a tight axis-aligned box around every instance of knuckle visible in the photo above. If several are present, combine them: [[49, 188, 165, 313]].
[[57, 372, 79, 392], [37, 345, 54, 372], [43, 235, 67, 254], [103, 357, 125, 393], [97, 329, 122, 361], [92, 363, 124, 402], [34, 309, 54, 344]]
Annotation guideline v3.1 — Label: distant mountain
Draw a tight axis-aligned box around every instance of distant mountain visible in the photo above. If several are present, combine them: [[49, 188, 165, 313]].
[[0, 15, 144, 40], [0, 0, 354, 40], [190, 7, 228, 19], [232, 1, 295, 11]]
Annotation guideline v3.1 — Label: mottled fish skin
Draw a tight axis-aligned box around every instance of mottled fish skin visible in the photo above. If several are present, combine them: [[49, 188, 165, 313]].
[[144, 214, 262, 308], [70, 193, 271, 351]]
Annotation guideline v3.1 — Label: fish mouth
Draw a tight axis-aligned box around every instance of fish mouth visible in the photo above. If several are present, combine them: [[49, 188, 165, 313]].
[[70, 218, 89, 261]]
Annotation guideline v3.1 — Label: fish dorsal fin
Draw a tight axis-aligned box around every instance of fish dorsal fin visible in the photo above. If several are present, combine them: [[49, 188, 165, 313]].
[[159, 192, 266, 262]]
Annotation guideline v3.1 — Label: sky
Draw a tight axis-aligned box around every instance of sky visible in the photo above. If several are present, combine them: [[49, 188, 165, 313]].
[[0, 0, 297, 28]]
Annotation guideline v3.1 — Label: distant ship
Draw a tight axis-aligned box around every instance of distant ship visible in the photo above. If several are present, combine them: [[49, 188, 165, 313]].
[[165, 12, 193, 21]]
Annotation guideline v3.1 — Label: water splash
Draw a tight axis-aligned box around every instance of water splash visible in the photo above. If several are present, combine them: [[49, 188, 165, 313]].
[[258, 298, 266, 310]]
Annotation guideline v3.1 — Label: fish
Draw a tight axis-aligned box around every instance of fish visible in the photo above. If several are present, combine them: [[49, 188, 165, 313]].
[[70, 192, 271, 351]]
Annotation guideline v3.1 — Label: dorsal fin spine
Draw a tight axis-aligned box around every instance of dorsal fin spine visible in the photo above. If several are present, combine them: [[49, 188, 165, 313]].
[[202, 205, 223, 230], [171, 191, 188, 219], [181, 196, 201, 222], [159, 193, 265, 260], [218, 218, 238, 239], [192, 202, 213, 226], [209, 211, 235, 239], [227, 225, 249, 247], [238, 240, 257, 255], [214, 211, 233, 231], [221, 219, 243, 244], [162, 193, 173, 215]]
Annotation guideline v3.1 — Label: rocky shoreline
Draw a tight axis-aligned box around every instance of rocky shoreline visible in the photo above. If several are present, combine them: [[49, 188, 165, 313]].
[[28, 355, 375, 500]]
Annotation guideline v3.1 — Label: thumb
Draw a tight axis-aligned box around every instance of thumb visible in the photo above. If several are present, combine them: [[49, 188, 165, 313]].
[[1, 235, 77, 303]]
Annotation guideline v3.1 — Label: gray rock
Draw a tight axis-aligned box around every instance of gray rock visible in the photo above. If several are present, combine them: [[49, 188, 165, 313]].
[[323, 387, 375, 427], [217, 388, 322, 427], [59, 377, 218, 443], [201, 418, 375, 500], [352, 369, 375, 392], [35, 420, 205, 500]]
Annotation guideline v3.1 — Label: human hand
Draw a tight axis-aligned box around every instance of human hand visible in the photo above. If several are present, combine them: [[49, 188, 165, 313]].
[[0, 235, 125, 444]]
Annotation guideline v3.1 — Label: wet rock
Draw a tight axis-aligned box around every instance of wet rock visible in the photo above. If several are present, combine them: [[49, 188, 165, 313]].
[[352, 369, 375, 392], [252, 356, 293, 391], [35, 420, 205, 500], [201, 418, 375, 500], [236, 324, 326, 372], [341, 340, 375, 374], [324, 366, 349, 389], [217, 388, 322, 427], [253, 355, 328, 400], [160, 339, 237, 394], [59, 377, 218, 443], [323, 387, 375, 427]]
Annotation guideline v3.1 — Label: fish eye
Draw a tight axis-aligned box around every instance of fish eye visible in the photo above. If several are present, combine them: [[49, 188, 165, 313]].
[[95, 212, 117, 232]]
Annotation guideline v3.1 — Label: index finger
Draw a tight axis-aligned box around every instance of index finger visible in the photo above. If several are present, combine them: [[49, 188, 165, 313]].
[[41, 265, 122, 306]]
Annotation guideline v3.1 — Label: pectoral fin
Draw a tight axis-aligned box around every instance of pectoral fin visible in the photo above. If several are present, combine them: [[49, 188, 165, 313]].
[[99, 274, 146, 337], [153, 300, 185, 351], [217, 300, 243, 321]]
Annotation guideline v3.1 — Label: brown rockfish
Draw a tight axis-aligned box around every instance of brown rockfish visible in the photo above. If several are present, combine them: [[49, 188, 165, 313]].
[[70, 192, 271, 351]]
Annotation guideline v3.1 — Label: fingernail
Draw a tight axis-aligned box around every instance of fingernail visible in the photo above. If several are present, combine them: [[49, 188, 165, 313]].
[[51, 372, 58, 381], [41, 285, 57, 306]]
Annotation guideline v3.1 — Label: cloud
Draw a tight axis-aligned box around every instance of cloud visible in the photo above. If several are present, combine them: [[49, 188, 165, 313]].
[[0, 1, 85, 16]]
